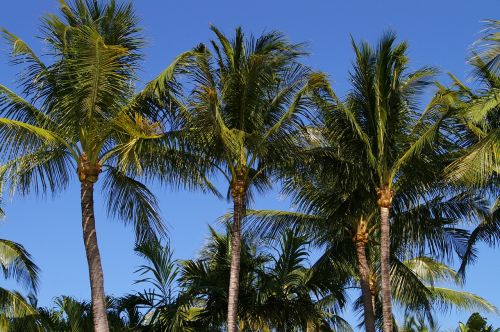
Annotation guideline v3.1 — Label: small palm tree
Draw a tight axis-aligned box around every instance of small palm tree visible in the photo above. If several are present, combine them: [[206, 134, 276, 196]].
[[399, 314, 440, 332], [180, 227, 266, 331], [181, 227, 351, 331], [255, 229, 351, 331], [456, 313, 500, 332], [0, 234, 39, 330], [0, 1, 195, 330], [126, 239, 196, 331], [11, 295, 145, 332], [183, 26, 320, 331]]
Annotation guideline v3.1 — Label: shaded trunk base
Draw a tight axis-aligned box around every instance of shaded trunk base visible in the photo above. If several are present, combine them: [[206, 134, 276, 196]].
[[354, 220, 376, 332]]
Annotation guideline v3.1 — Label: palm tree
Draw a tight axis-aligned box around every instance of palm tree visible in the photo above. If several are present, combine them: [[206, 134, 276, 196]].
[[125, 239, 196, 331], [180, 227, 351, 331], [40, 296, 94, 332], [299, 32, 448, 332], [9, 295, 146, 332], [0, 1, 196, 330], [456, 313, 500, 332], [442, 22, 499, 193], [247, 31, 458, 330], [254, 229, 351, 331], [180, 227, 267, 331], [245, 97, 489, 329], [345, 33, 447, 332], [183, 26, 320, 331], [435, 20, 499, 275], [399, 314, 440, 332]]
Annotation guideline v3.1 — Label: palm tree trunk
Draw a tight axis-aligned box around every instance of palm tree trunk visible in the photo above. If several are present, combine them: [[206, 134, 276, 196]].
[[369, 272, 377, 317], [380, 205, 392, 332], [81, 181, 110, 332], [227, 178, 246, 332], [354, 220, 376, 332]]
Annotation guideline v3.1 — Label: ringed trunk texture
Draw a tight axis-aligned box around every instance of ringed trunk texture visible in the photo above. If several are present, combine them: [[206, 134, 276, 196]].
[[370, 273, 377, 316], [353, 220, 376, 332], [378, 186, 393, 332], [81, 181, 109, 332], [227, 178, 246, 332], [380, 205, 392, 332]]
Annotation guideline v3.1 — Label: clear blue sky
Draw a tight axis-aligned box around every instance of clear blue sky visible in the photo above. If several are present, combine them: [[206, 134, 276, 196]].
[[0, 0, 499, 329]]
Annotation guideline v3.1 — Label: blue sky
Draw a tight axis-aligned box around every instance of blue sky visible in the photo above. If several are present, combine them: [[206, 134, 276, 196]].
[[0, 0, 499, 329]]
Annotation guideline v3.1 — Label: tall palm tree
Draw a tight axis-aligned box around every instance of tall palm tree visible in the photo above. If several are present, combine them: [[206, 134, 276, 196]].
[[0, 1, 196, 330], [245, 89, 486, 329], [183, 26, 320, 331], [247, 32, 456, 331], [247, 188, 489, 330], [303, 32, 447, 332]]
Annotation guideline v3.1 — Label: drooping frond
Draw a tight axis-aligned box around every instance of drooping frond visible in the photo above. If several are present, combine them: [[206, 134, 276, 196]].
[[472, 19, 500, 75], [458, 206, 500, 277], [0, 29, 50, 98], [0, 146, 72, 197], [446, 129, 499, 187], [403, 257, 461, 287], [102, 166, 165, 243], [428, 288, 498, 314], [0, 289, 39, 331], [0, 239, 39, 293]]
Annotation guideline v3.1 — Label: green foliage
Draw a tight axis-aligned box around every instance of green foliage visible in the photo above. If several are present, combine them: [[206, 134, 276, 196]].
[[0, 0, 210, 242], [0, 2, 498, 332], [457, 313, 500, 332], [125, 227, 351, 331], [0, 238, 39, 331], [182, 25, 319, 196]]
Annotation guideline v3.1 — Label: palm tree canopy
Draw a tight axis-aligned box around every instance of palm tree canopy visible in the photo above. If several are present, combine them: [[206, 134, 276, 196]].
[[179, 227, 351, 331], [183, 26, 323, 197], [0, 0, 208, 241]]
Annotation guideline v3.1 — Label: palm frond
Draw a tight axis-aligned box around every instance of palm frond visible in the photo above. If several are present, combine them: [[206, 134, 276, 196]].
[[102, 166, 165, 242], [0, 240, 39, 293]]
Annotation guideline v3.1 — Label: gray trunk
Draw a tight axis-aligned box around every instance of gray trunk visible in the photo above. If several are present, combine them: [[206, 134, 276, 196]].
[[380, 206, 393, 332], [81, 181, 110, 332], [355, 237, 376, 332], [227, 191, 245, 332]]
